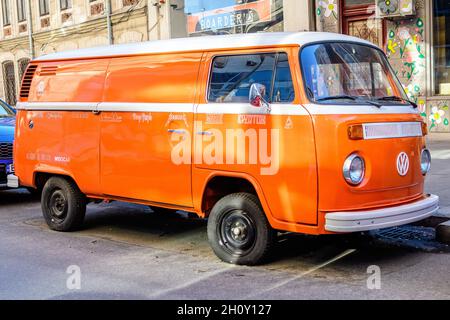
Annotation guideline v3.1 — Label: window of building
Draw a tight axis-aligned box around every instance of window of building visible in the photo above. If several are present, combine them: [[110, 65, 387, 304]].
[[344, 0, 373, 6], [433, 0, 450, 95], [39, 0, 50, 16], [122, 0, 139, 6], [183, 0, 284, 37], [2, 61, 17, 106], [208, 52, 294, 103], [342, 0, 383, 48], [2, 0, 11, 26], [18, 58, 30, 83], [60, 0, 72, 10], [89, 0, 104, 16], [17, 0, 26, 22]]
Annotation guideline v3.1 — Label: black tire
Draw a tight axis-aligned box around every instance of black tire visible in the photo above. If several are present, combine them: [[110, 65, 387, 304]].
[[41, 177, 87, 231], [207, 192, 275, 265]]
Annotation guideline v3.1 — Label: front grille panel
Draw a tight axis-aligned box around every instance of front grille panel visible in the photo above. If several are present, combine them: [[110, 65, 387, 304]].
[[0, 143, 13, 159]]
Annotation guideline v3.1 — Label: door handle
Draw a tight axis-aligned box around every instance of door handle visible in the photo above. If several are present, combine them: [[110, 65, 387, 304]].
[[196, 131, 213, 136], [167, 129, 187, 134]]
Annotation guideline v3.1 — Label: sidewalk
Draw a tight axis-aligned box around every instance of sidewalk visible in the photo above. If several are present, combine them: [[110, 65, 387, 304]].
[[426, 133, 450, 217]]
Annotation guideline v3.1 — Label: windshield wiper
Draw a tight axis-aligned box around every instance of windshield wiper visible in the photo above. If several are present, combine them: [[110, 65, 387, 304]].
[[316, 95, 357, 102], [316, 95, 382, 108], [377, 96, 418, 108]]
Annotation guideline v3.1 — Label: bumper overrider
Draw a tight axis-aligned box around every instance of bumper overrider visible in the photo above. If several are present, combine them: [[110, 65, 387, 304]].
[[325, 194, 439, 233], [7, 174, 19, 188]]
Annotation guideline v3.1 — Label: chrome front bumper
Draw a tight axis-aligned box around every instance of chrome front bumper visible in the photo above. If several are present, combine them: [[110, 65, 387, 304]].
[[7, 174, 19, 188], [325, 194, 439, 233]]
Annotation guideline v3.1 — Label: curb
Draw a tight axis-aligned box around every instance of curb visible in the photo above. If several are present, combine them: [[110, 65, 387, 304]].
[[432, 206, 450, 219], [436, 220, 450, 244]]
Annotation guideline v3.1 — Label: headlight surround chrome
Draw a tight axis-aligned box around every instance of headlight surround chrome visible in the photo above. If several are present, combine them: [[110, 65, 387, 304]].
[[420, 148, 431, 175], [343, 154, 365, 185]]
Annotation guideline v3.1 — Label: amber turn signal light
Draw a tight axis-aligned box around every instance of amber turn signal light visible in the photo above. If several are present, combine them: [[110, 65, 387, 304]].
[[348, 124, 364, 140]]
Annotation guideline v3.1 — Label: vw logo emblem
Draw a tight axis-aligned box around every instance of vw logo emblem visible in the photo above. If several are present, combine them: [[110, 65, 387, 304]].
[[397, 152, 410, 176]]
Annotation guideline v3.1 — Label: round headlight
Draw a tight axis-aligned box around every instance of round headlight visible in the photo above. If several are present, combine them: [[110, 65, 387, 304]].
[[420, 148, 431, 175], [343, 154, 365, 185]]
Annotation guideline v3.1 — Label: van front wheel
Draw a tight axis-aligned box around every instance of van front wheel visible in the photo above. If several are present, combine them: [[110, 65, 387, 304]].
[[207, 193, 275, 265], [41, 177, 87, 231]]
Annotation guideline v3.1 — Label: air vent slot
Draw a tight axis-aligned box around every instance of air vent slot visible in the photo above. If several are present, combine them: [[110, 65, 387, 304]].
[[39, 65, 58, 76], [19, 64, 38, 98]]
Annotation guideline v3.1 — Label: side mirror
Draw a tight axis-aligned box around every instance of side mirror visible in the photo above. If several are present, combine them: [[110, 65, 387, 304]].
[[249, 83, 270, 112]]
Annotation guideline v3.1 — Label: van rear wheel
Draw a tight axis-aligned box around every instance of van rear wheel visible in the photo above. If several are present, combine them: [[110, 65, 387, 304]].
[[41, 177, 86, 231], [207, 193, 275, 265]]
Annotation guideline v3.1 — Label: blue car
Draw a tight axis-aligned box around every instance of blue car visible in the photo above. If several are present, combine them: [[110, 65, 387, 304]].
[[0, 99, 15, 188]]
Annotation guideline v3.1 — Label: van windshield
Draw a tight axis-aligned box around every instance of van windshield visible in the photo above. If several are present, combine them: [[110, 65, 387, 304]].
[[300, 42, 409, 105]]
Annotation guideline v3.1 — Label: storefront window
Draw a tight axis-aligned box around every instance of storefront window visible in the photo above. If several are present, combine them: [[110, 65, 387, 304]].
[[433, 0, 450, 95], [183, 0, 283, 36]]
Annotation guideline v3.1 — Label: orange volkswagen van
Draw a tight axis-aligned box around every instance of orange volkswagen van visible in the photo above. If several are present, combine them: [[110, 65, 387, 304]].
[[10, 32, 439, 265]]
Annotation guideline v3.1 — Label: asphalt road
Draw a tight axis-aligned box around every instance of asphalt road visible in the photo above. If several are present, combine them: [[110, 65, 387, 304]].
[[0, 134, 449, 300]]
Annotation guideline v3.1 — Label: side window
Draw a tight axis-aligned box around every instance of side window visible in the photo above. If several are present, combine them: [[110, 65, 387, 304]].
[[208, 53, 276, 103], [272, 53, 294, 103], [208, 52, 295, 103]]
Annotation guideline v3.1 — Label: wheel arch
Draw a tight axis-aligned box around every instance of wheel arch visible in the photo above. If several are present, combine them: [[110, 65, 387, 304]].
[[198, 171, 273, 222], [33, 170, 78, 191]]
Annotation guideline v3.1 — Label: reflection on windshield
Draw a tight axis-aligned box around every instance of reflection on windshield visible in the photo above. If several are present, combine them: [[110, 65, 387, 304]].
[[185, 0, 259, 14], [300, 43, 408, 104]]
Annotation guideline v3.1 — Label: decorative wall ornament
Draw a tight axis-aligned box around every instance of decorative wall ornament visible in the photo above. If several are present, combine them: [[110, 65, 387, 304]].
[[428, 104, 449, 130], [319, 0, 338, 19], [378, 0, 398, 15], [314, 0, 447, 132], [316, 0, 339, 33]]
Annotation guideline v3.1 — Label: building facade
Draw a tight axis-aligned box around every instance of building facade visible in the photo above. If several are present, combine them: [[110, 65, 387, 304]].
[[0, 0, 313, 108], [0, 0, 150, 106], [1, 0, 448, 133], [316, 0, 450, 133]]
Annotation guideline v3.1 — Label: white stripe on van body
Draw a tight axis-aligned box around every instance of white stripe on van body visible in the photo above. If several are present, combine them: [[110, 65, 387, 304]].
[[16, 102, 98, 111], [197, 103, 310, 115], [303, 103, 419, 115], [16, 102, 309, 115], [98, 102, 193, 113], [16, 101, 419, 116]]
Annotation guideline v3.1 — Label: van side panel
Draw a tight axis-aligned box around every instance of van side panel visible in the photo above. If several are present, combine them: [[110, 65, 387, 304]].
[[99, 53, 202, 207], [15, 59, 108, 194], [28, 59, 109, 102], [103, 54, 201, 103], [193, 48, 318, 225]]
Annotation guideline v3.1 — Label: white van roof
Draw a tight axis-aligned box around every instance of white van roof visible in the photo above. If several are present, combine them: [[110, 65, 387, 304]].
[[34, 32, 378, 62]]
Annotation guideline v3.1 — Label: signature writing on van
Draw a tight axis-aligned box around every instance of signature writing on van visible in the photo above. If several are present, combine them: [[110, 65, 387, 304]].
[[54, 156, 71, 163], [101, 113, 123, 123], [132, 113, 153, 124], [238, 115, 266, 125], [171, 121, 279, 176], [46, 112, 63, 120], [166, 113, 189, 127], [26, 152, 70, 163], [205, 114, 223, 125]]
